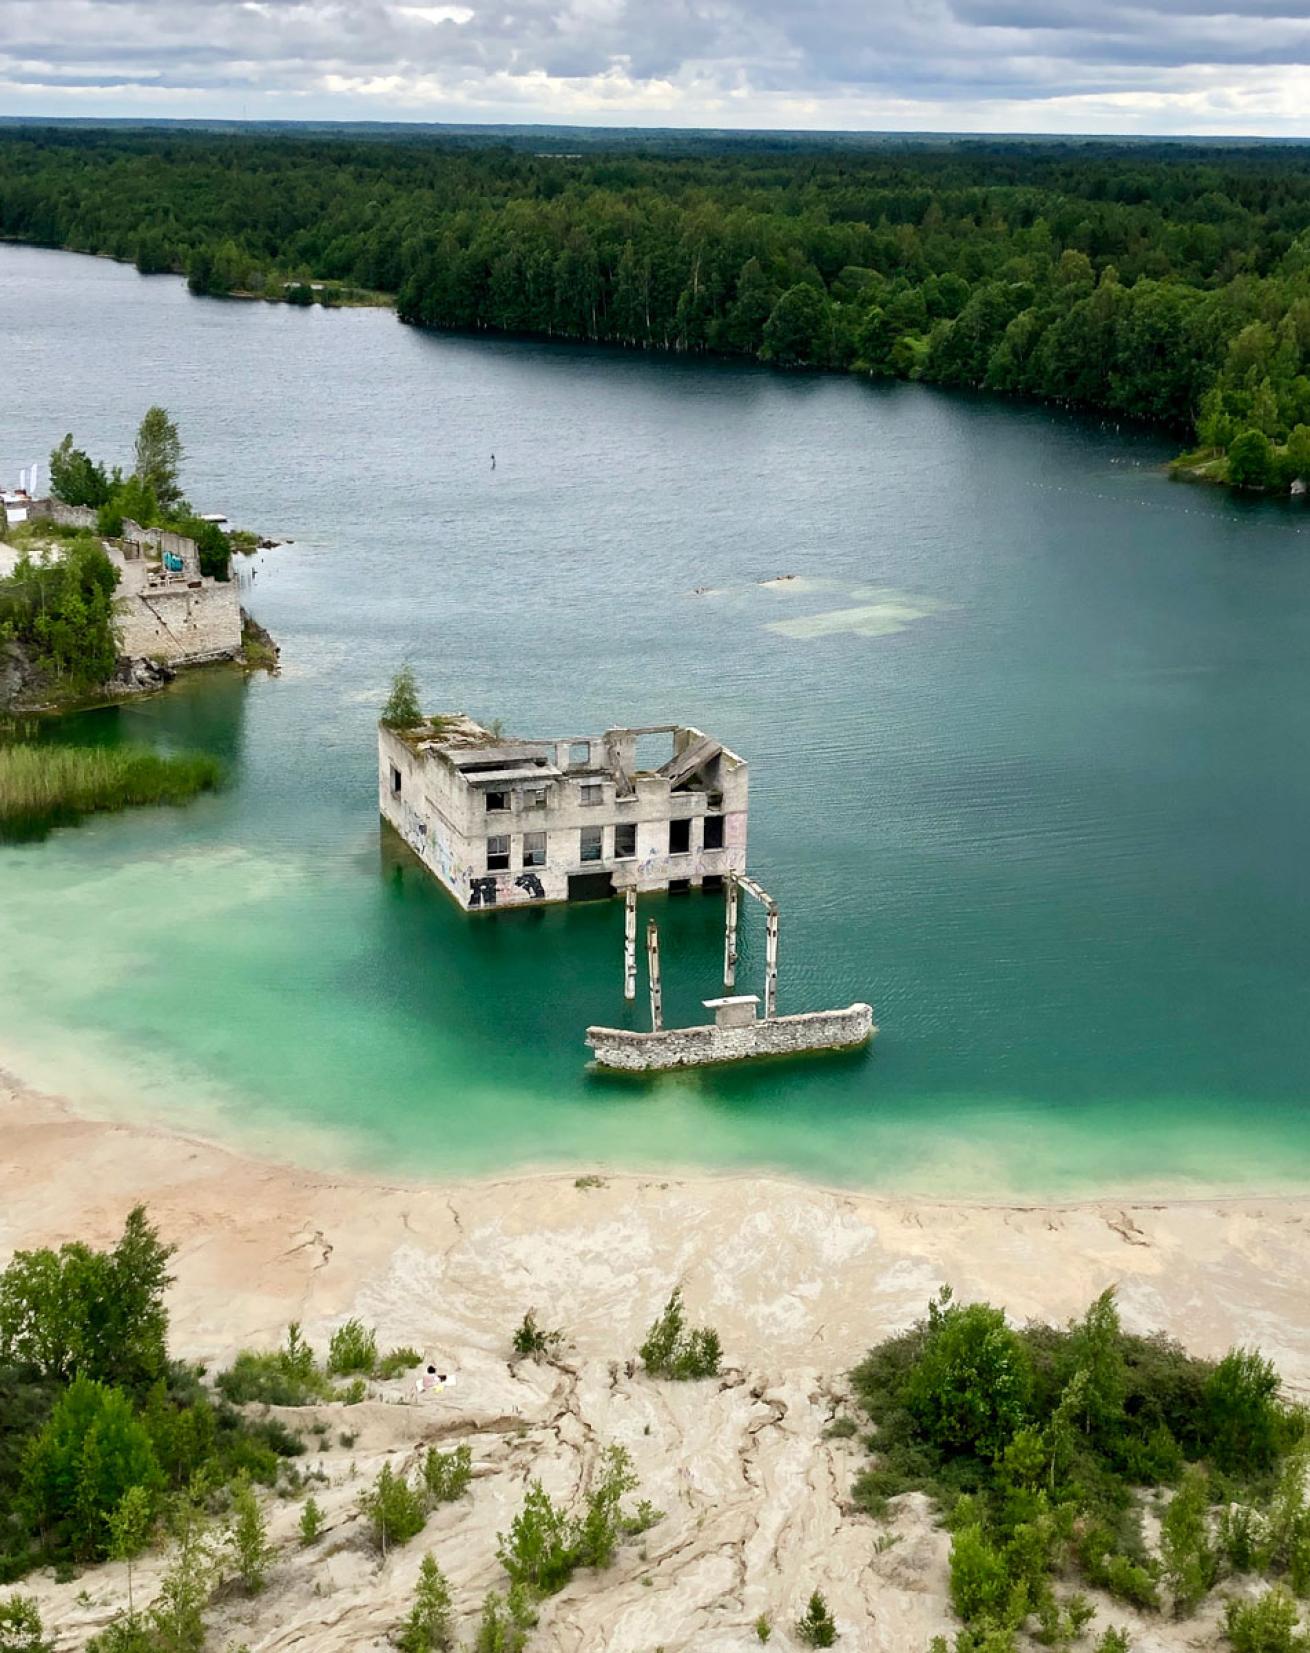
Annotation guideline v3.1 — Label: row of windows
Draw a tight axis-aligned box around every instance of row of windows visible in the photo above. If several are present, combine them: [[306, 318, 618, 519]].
[[485, 781, 604, 812], [485, 817, 723, 873]]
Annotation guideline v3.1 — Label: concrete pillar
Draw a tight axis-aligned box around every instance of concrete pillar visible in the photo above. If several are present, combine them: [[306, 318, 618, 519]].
[[723, 871, 739, 989], [624, 888, 637, 1001], [647, 919, 663, 1032], [764, 904, 779, 1019]]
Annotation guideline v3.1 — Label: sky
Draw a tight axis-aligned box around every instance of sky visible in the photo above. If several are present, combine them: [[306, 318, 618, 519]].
[[2, 0, 1309, 134]]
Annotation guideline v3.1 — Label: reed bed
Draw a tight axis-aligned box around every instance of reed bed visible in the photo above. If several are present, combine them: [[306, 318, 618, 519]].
[[0, 743, 222, 829]]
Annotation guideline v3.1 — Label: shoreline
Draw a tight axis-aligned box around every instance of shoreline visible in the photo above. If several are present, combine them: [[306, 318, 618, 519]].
[[12, 1054, 1310, 1219], [5, 1062, 1310, 1378], [7, 1064, 1310, 1649]]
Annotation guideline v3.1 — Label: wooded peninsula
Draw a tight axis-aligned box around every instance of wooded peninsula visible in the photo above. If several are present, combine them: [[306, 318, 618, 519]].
[[3, 128, 1310, 491]]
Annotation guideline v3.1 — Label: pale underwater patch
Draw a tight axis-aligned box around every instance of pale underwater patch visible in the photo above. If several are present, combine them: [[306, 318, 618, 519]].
[[688, 575, 948, 641], [766, 593, 946, 641], [0, 843, 313, 994]]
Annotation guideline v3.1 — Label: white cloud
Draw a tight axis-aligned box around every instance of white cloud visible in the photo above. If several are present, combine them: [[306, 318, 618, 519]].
[[1, 0, 1309, 130]]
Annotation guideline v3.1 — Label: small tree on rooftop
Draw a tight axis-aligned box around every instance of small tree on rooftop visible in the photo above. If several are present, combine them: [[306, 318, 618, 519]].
[[382, 665, 422, 729]]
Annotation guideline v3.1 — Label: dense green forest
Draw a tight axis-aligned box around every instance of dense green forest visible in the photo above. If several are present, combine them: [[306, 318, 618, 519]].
[[4, 127, 1310, 488]]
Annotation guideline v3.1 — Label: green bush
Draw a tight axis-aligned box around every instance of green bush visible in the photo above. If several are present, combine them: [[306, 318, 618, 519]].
[[845, 1287, 1310, 1646], [512, 1312, 563, 1361], [422, 1444, 472, 1505], [0, 1594, 53, 1653], [215, 1325, 333, 1407], [795, 1590, 839, 1647], [381, 666, 422, 729], [497, 1444, 650, 1597], [360, 1463, 426, 1556], [468, 1586, 536, 1653], [1206, 1351, 1283, 1476], [0, 1206, 174, 1392], [906, 1291, 1032, 1463], [1160, 1466, 1216, 1614], [1224, 1588, 1306, 1653], [639, 1289, 722, 1380], [1227, 430, 1276, 490], [0, 539, 120, 691], [225, 1476, 273, 1594], [298, 1497, 323, 1545], [327, 1319, 377, 1377], [950, 1523, 1011, 1624], [22, 1376, 163, 1560], [376, 1347, 421, 1381]]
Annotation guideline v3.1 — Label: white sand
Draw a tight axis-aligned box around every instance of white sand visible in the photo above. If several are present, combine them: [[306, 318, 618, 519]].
[[3, 1069, 1308, 1651]]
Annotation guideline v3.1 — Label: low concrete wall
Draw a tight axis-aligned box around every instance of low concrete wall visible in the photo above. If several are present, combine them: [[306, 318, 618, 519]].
[[27, 499, 98, 530], [116, 580, 242, 666], [586, 1003, 875, 1072]]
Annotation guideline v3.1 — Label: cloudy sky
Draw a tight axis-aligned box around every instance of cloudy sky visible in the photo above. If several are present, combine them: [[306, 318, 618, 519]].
[[2, 0, 1309, 134]]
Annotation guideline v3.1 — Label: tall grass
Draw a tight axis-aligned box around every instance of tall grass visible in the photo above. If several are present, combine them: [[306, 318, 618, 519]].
[[0, 743, 222, 832]]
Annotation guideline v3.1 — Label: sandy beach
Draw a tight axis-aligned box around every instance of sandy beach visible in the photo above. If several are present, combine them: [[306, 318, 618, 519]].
[[4, 1068, 1310, 1651]]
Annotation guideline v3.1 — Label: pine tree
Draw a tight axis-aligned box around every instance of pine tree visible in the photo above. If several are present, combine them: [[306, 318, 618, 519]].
[[394, 1554, 453, 1652]]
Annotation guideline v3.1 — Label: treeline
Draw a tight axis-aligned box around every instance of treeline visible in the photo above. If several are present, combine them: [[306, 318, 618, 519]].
[[4, 129, 1310, 486]]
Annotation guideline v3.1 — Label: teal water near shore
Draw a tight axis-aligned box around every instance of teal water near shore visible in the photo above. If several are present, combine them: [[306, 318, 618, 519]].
[[2, 244, 1309, 1196]]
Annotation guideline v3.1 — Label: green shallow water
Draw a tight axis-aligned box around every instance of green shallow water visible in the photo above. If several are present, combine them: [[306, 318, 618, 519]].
[[3, 244, 1310, 1197]]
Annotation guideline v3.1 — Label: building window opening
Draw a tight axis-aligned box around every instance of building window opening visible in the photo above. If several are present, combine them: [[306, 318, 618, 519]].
[[523, 786, 548, 810], [389, 764, 402, 797], [707, 791, 724, 812], [614, 822, 637, 860], [579, 825, 603, 863], [703, 815, 725, 850], [668, 818, 691, 854], [523, 831, 547, 868], [579, 782, 604, 806], [669, 878, 691, 894], [569, 741, 591, 768], [486, 790, 508, 813], [487, 834, 510, 872]]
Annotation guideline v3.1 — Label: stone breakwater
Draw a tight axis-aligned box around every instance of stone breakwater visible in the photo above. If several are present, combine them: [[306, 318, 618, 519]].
[[586, 1003, 875, 1071]]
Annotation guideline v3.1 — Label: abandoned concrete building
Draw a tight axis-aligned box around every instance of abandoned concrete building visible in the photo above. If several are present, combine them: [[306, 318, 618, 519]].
[[108, 523, 242, 666], [378, 716, 748, 909]]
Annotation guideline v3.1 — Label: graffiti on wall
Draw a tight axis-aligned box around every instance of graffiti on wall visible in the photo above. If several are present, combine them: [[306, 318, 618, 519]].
[[514, 872, 545, 899], [469, 876, 499, 908]]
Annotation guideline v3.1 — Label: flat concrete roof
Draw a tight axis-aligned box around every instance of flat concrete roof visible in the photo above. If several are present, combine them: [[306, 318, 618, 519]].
[[463, 766, 563, 786]]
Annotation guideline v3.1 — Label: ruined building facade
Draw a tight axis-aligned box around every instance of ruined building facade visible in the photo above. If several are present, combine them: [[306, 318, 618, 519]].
[[378, 717, 748, 909]]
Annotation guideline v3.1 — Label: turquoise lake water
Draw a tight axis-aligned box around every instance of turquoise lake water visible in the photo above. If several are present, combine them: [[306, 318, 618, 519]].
[[3, 243, 1309, 1196]]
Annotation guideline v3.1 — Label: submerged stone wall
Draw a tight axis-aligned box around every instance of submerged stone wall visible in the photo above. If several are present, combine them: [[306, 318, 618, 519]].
[[586, 1003, 875, 1072]]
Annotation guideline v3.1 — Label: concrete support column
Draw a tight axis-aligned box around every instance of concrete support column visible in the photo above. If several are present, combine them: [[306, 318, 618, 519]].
[[764, 904, 779, 1019], [624, 888, 637, 1001], [647, 919, 663, 1032], [723, 872, 739, 989]]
